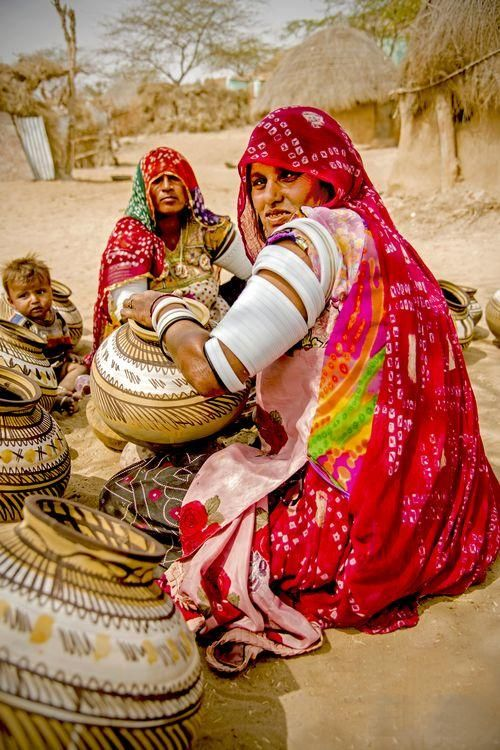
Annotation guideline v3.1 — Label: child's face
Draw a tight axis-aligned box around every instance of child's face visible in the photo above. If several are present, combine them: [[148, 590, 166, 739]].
[[7, 275, 53, 324]]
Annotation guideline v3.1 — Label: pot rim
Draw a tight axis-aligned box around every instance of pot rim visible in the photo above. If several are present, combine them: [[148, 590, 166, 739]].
[[51, 279, 72, 299], [0, 366, 42, 408], [0, 319, 46, 348], [23, 496, 166, 563]]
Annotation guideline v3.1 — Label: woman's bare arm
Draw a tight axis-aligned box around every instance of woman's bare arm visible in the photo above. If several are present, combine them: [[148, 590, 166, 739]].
[[120, 240, 312, 395]]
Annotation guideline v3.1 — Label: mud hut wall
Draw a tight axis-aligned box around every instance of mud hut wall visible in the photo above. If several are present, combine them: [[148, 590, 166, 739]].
[[331, 103, 376, 145], [388, 105, 500, 198], [456, 110, 500, 199], [388, 107, 441, 194]]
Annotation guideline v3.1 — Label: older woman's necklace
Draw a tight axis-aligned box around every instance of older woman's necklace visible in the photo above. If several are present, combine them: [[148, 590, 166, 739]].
[[168, 225, 189, 280]]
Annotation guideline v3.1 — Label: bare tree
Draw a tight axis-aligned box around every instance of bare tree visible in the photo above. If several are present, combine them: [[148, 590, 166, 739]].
[[102, 0, 261, 85], [51, 0, 77, 177]]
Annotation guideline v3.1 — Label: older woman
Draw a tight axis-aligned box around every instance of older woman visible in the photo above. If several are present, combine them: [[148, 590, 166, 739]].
[[86, 146, 251, 364], [114, 107, 499, 673]]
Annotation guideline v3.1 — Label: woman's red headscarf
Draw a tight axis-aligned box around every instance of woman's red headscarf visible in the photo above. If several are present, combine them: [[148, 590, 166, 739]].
[[86, 147, 224, 364]]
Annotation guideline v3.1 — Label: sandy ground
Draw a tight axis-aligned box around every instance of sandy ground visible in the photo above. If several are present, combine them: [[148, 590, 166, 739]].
[[0, 129, 499, 749]]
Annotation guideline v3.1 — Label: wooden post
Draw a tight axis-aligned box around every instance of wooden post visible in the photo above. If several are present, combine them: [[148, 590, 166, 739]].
[[435, 90, 460, 191], [52, 0, 77, 179], [397, 94, 414, 153]]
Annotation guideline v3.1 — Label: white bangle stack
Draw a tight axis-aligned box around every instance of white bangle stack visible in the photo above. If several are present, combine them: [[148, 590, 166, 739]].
[[151, 296, 199, 341]]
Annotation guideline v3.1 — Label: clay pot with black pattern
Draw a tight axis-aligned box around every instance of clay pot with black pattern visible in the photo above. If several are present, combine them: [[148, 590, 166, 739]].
[[438, 280, 474, 349], [0, 320, 58, 412], [90, 299, 249, 449], [0, 367, 70, 522], [0, 495, 202, 747]]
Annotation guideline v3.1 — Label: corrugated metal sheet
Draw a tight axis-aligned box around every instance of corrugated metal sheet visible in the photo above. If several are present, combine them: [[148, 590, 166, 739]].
[[13, 116, 55, 180]]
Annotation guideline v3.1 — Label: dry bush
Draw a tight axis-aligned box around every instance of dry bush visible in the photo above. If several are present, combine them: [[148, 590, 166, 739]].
[[402, 0, 500, 115], [108, 80, 251, 137]]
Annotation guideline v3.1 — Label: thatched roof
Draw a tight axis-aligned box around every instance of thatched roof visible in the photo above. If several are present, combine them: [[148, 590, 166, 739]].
[[253, 25, 398, 117], [401, 0, 500, 113]]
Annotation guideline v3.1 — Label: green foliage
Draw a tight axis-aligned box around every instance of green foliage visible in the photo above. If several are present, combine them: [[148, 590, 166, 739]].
[[282, 0, 420, 57]]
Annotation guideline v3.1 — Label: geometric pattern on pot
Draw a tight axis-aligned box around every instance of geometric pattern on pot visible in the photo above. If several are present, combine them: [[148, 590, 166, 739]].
[[0, 320, 58, 412], [0, 368, 70, 523], [0, 497, 202, 747], [91, 318, 249, 448]]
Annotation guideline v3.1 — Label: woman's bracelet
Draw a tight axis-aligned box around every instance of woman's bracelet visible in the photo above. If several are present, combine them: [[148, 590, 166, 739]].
[[155, 307, 199, 339], [150, 294, 190, 329], [266, 228, 309, 254]]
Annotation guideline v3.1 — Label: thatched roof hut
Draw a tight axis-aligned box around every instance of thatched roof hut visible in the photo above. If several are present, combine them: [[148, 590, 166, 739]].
[[389, 0, 500, 197], [253, 25, 398, 145]]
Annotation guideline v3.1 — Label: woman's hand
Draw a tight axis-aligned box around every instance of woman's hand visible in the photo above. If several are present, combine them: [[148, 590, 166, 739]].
[[120, 290, 176, 329]]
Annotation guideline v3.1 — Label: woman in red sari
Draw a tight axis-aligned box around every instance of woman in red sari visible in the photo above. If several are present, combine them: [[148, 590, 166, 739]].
[[118, 107, 499, 673], [86, 146, 251, 364]]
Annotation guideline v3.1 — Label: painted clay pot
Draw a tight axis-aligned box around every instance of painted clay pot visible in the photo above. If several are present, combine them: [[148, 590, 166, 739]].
[[0, 367, 70, 522], [438, 280, 474, 349], [0, 320, 58, 412], [86, 397, 127, 452], [90, 300, 249, 449], [0, 495, 202, 748], [458, 284, 483, 326], [51, 279, 84, 347], [485, 289, 500, 340], [0, 280, 83, 348]]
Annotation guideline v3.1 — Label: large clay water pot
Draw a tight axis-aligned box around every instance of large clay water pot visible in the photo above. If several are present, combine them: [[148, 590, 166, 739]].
[[0, 495, 202, 748], [0, 280, 83, 348], [485, 289, 500, 340], [438, 280, 474, 349], [0, 367, 70, 522], [0, 320, 58, 412], [90, 300, 249, 449]]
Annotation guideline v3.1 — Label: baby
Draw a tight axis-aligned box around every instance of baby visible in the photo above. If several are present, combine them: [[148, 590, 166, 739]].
[[2, 254, 88, 414]]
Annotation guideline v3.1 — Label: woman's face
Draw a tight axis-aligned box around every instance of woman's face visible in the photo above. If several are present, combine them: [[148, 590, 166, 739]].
[[150, 172, 188, 216], [249, 163, 331, 237]]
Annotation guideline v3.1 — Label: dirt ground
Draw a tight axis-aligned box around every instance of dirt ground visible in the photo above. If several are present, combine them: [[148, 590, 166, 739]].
[[0, 129, 499, 749]]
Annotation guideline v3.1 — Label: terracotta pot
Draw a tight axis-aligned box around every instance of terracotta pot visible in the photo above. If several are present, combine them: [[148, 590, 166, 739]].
[[1, 280, 83, 348], [0, 367, 70, 522], [0, 320, 58, 412], [0, 495, 202, 747], [90, 300, 249, 449], [485, 290, 500, 340], [51, 280, 83, 347], [438, 280, 474, 349]]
